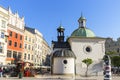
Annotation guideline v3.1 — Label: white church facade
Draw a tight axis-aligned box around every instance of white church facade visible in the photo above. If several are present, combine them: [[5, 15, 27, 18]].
[[51, 15, 106, 76]]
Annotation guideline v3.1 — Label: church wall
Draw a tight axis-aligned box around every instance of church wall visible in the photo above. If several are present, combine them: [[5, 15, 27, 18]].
[[70, 38, 105, 61], [68, 38, 105, 75], [53, 57, 75, 75]]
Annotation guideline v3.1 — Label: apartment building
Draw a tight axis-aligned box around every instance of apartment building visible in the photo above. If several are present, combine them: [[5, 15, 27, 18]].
[[33, 29, 43, 67], [6, 7, 25, 64], [41, 39, 51, 66], [0, 6, 9, 65], [24, 27, 35, 68], [0, 6, 51, 67], [24, 27, 51, 68]]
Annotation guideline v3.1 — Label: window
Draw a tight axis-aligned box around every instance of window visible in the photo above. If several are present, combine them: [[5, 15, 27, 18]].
[[9, 31, 12, 37], [8, 40, 12, 46], [86, 47, 90, 52], [7, 50, 12, 58], [84, 45, 92, 53], [14, 42, 17, 47], [1, 20, 6, 28], [85, 46, 91, 53], [0, 46, 3, 53], [25, 44, 27, 49], [29, 37, 31, 42], [15, 33, 18, 38], [31, 55, 33, 60], [24, 53, 26, 59], [32, 46, 34, 51], [32, 39, 34, 43], [0, 43, 4, 53], [19, 43, 22, 48], [13, 51, 17, 58], [81, 21, 83, 26], [28, 45, 30, 50], [20, 35, 22, 40], [18, 52, 22, 60], [63, 60, 67, 64], [28, 54, 30, 60], [1, 32, 4, 38], [25, 36, 27, 40]]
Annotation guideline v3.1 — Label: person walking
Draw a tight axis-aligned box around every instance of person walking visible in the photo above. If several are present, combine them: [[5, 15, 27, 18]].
[[0, 67, 3, 77]]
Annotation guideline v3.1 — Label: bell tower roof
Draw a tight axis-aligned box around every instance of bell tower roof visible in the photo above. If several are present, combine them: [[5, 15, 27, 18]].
[[78, 14, 86, 28], [57, 25, 65, 42], [57, 25, 65, 32]]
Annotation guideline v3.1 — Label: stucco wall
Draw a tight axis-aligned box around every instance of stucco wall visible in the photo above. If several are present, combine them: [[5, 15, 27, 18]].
[[53, 57, 75, 75], [68, 38, 105, 75]]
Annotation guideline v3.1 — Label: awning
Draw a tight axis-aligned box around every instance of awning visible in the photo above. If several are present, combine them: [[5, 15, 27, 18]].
[[40, 66, 51, 68], [0, 64, 16, 67]]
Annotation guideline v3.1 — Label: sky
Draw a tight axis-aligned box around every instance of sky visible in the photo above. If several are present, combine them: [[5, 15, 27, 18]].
[[0, 0, 120, 45]]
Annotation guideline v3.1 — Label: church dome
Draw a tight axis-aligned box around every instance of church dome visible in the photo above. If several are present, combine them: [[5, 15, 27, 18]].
[[71, 27, 95, 37], [71, 15, 96, 37], [53, 49, 76, 58]]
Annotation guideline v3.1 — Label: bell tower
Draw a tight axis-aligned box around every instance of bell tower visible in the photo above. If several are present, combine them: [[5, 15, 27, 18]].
[[57, 25, 65, 42]]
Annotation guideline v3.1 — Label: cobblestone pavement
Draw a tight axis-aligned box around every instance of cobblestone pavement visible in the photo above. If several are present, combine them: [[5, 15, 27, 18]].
[[0, 75, 120, 80]]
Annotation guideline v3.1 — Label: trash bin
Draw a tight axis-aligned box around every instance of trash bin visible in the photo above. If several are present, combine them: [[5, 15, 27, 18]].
[[18, 72, 22, 79]]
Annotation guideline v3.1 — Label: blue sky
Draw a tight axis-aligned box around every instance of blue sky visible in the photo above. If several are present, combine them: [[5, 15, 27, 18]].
[[0, 0, 120, 45]]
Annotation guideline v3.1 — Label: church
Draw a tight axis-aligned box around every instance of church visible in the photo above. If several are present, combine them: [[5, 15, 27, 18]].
[[51, 15, 106, 76]]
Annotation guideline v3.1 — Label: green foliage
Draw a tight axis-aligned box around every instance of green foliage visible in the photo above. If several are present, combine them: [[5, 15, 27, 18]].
[[82, 58, 93, 77], [111, 56, 120, 67], [82, 58, 93, 67], [105, 51, 116, 55]]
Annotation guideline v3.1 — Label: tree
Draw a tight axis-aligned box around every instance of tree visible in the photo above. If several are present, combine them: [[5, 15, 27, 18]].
[[82, 58, 93, 77], [105, 51, 116, 55], [111, 56, 120, 67]]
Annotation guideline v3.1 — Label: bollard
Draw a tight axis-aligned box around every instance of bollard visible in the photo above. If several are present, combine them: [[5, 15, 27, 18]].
[[104, 65, 111, 80], [18, 72, 23, 79], [103, 55, 112, 80]]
